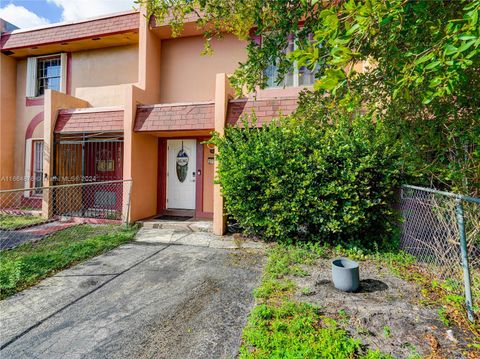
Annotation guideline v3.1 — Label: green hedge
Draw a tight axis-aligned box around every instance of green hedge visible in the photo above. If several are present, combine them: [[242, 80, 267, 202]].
[[211, 115, 402, 248]]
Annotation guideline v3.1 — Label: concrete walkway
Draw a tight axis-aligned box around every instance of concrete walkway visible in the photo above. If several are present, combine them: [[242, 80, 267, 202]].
[[0, 229, 264, 359]]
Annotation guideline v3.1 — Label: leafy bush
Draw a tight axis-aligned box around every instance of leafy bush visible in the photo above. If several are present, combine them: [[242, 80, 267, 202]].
[[211, 114, 402, 248]]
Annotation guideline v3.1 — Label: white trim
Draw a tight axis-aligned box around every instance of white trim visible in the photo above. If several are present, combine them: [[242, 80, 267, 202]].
[[60, 52, 67, 93], [24, 139, 33, 196], [24, 138, 44, 197], [26, 57, 37, 97], [265, 35, 317, 89], [138, 101, 214, 109], [26, 53, 66, 98], [293, 39, 299, 88], [59, 106, 124, 114], [229, 96, 300, 103]]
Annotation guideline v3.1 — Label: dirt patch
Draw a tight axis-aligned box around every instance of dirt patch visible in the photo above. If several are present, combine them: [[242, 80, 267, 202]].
[[292, 259, 474, 358]]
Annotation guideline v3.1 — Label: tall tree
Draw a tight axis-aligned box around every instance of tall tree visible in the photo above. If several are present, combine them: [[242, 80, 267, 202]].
[[138, 0, 480, 194]]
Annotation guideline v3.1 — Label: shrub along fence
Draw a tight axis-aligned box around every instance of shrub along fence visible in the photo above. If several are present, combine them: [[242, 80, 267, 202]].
[[0, 180, 132, 250], [399, 184, 480, 322]]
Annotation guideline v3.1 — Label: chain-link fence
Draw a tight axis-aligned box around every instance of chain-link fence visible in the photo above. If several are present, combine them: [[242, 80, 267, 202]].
[[0, 180, 132, 250], [399, 184, 480, 321]]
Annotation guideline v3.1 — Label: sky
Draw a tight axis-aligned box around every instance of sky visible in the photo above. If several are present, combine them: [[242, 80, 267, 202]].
[[0, 0, 136, 29]]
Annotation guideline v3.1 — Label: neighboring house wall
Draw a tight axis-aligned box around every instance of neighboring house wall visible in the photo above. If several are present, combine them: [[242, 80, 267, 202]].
[[9, 44, 139, 189], [14, 59, 43, 183], [159, 34, 247, 103], [0, 54, 17, 190]]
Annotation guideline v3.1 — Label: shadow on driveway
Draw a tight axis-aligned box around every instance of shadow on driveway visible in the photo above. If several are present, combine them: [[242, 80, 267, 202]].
[[0, 230, 264, 359]]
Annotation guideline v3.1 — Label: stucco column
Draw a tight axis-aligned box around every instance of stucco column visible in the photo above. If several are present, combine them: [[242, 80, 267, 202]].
[[123, 85, 159, 223], [213, 73, 234, 235], [122, 8, 161, 224], [0, 54, 17, 191], [42, 90, 89, 218]]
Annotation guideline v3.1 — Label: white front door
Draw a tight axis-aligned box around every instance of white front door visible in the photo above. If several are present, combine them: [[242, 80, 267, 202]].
[[167, 139, 196, 209]]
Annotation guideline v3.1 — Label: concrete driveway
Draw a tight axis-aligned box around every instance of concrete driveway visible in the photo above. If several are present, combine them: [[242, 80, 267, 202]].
[[0, 228, 264, 359]]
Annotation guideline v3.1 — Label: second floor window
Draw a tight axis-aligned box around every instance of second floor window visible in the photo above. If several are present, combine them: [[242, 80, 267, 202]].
[[36, 56, 61, 96], [26, 53, 66, 98], [264, 36, 318, 88]]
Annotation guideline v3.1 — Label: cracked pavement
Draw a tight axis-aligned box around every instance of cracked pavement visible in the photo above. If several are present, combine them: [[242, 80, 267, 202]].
[[0, 229, 264, 359]]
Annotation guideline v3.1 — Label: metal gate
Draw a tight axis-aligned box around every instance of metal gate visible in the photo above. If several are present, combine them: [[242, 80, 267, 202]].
[[53, 132, 124, 214]]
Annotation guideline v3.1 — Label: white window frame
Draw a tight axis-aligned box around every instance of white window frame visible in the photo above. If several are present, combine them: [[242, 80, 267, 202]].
[[26, 53, 67, 98], [265, 35, 318, 89], [24, 138, 44, 197]]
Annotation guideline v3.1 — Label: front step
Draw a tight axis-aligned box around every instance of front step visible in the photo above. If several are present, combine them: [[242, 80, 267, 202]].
[[162, 209, 195, 217], [134, 227, 265, 249], [138, 219, 213, 233]]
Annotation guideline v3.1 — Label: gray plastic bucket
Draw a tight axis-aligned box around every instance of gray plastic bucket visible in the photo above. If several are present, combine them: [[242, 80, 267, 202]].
[[332, 258, 360, 292]]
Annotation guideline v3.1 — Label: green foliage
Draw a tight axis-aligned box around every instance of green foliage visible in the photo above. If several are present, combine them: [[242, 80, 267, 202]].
[[142, 0, 480, 196], [0, 214, 46, 230], [240, 302, 366, 359], [0, 225, 138, 299], [301, 286, 314, 296], [437, 308, 450, 326], [212, 113, 402, 247], [240, 243, 393, 358]]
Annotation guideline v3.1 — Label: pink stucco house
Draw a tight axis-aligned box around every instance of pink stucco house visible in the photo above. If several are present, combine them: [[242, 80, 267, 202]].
[[0, 9, 315, 234]]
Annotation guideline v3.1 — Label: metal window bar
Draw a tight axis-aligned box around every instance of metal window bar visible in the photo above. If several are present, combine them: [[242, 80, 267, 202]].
[[33, 141, 44, 194], [400, 184, 480, 322]]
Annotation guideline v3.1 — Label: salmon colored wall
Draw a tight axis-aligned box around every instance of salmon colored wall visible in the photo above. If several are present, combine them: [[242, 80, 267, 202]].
[[202, 144, 214, 213], [71, 45, 138, 88], [0, 54, 17, 190], [123, 85, 159, 222], [75, 85, 128, 107], [32, 123, 43, 138], [12, 60, 44, 180], [159, 34, 247, 103], [120, 8, 163, 222], [129, 131, 158, 219], [72, 45, 138, 107], [213, 73, 234, 235], [138, 9, 162, 104]]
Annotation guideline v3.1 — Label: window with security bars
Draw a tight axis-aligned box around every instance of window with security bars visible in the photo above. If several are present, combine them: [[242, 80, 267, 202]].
[[36, 56, 61, 96], [33, 140, 44, 194]]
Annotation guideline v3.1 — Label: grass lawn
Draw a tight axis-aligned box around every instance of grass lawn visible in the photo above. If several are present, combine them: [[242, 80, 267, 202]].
[[240, 243, 480, 358], [0, 224, 138, 299], [0, 214, 46, 230], [239, 245, 392, 359]]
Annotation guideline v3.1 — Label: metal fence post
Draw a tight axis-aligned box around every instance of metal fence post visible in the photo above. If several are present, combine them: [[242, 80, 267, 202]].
[[455, 198, 475, 322], [124, 180, 132, 228]]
